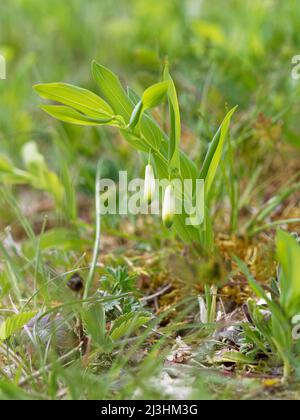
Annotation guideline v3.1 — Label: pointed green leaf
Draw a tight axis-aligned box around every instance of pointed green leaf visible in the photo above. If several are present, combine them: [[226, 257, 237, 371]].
[[129, 82, 169, 129], [142, 81, 170, 110], [200, 106, 237, 195], [163, 65, 181, 174], [139, 116, 164, 151], [34, 83, 113, 118], [128, 100, 143, 129], [276, 230, 300, 317], [82, 303, 107, 346], [40, 105, 116, 126], [92, 61, 133, 122]]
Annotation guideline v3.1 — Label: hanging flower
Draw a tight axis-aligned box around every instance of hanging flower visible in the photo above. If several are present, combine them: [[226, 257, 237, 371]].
[[144, 164, 156, 205], [162, 184, 175, 228]]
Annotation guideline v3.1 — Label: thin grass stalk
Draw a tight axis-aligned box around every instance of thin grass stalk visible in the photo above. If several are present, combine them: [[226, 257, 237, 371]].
[[83, 160, 102, 301]]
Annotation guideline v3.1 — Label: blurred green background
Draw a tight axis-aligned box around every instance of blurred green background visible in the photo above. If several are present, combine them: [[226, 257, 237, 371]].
[[1, 0, 300, 201]]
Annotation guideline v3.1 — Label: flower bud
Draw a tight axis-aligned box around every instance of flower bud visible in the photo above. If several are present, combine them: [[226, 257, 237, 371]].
[[144, 164, 156, 205], [162, 184, 175, 228], [22, 141, 45, 169]]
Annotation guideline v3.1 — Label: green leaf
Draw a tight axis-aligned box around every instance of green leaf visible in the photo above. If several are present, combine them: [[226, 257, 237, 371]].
[[173, 214, 201, 244], [128, 100, 143, 129], [142, 81, 170, 110], [127, 87, 141, 104], [139, 116, 164, 151], [0, 312, 38, 340], [34, 82, 113, 118], [127, 85, 166, 150], [121, 129, 150, 152], [276, 230, 300, 317], [180, 151, 198, 181], [129, 81, 169, 130], [82, 303, 107, 346], [92, 61, 133, 122], [40, 105, 116, 126], [200, 106, 237, 195], [163, 65, 181, 174], [109, 312, 151, 341]]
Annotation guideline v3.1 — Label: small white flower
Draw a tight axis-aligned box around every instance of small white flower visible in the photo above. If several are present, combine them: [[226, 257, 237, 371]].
[[162, 184, 175, 228], [22, 141, 45, 168], [144, 164, 156, 205]]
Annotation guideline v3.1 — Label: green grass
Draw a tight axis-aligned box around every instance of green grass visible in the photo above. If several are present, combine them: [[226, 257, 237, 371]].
[[1, 0, 300, 400]]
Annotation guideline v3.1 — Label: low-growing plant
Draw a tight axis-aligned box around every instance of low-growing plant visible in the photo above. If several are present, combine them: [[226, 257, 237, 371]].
[[34, 61, 237, 252], [238, 230, 300, 380], [0, 141, 64, 211]]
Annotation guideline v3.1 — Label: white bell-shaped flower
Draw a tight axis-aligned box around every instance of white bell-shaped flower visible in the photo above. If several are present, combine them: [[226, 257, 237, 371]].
[[162, 184, 175, 228], [144, 164, 156, 205]]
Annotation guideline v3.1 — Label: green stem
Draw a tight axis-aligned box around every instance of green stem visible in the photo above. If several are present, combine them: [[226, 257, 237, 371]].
[[283, 359, 291, 382], [83, 160, 102, 301]]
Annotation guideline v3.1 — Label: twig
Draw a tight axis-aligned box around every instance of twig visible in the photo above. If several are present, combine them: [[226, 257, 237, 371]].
[[141, 284, 172, 302]]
